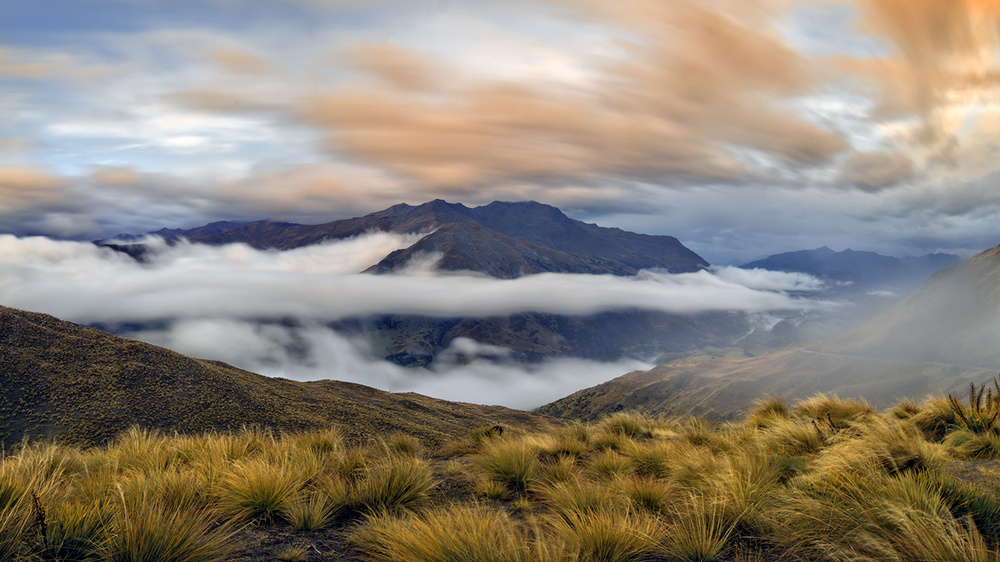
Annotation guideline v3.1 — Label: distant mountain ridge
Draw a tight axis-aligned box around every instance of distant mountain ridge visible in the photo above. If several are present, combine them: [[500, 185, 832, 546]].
[[101, 200, 708, 278], [741, 246, 960, 289]]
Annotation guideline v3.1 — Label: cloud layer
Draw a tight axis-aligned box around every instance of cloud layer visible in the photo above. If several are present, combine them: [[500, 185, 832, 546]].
[[0, 233, 830, 406]]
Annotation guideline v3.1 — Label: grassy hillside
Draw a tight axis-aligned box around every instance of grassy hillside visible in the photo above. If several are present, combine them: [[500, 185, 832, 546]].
[[0, 306, 556, 448], [2, 390, 1000, 561], [540, 243, 1000, 422]]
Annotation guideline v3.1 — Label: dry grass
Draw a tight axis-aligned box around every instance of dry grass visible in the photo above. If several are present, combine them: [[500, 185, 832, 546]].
[[3, 391, 1000, 560]]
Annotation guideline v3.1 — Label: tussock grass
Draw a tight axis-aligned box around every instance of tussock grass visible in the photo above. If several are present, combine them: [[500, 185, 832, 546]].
[[665, 493, 735, 562], [476, 440, 539, 493], [352, 456, 433, 513], [596, 412, 655, 440], [218, 457, 306, 522], [552, 507, 665, 562], [350, 503, 550, 562], [746, 395, 789, 428], [585, 450, 633, 481], [618, 476, 673, 515], [108, 498, 232, 562], [283, 491, 336, 530], [912, 397, 961, 441], [792, 393, 875, 428], [5, 390, 1000, 560], [540, 479, 622, 517]]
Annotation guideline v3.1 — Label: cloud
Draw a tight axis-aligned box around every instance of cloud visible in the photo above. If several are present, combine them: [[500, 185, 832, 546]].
[[0, 235, 829, 324], [208, 46, 270, 74], [0, 167, 70, 211], [294, 0, 848, 188], [0, 233, 834, 406], [131, 318, 652, 408], [710, 266, 828, 292], [836, 150, 916, 191]]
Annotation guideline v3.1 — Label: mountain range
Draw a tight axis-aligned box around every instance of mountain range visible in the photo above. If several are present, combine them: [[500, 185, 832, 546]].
[[741, 246, 960, 290], [102, 199, 708, 278], [99, 200, 749, 365]]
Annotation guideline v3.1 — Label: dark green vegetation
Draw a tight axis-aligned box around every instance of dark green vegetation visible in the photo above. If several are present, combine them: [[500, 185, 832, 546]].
[[542, 243, 1000, 421], [4, 391, 1000, 561], [0, 306, 556, 449]]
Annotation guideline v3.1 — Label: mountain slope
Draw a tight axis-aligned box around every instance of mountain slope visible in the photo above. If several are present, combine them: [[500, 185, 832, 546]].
[[0, 306, 557, 448], [541, 243, 1000, 420]]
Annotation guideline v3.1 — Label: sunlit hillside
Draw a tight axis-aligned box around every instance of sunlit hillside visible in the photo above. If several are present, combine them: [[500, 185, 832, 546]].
[[4, 387, 1000, 561]]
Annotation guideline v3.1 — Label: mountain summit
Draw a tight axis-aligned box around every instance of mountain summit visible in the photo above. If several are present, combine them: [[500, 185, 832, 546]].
[[108, 200, 708, 278]]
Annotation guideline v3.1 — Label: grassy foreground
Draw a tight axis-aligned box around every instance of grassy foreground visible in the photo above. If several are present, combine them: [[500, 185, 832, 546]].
[[4, 388, 1000, 561]]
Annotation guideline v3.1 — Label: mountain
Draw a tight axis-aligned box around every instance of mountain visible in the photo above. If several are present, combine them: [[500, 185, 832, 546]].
[[540, 243, 1000, 421], [93, 200, 740, 364], [104, 200, 708, 278], [0, 306, 557, 448], [741, 246, 960, 289]]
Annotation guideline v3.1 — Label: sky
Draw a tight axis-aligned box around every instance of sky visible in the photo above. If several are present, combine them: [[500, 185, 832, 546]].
[[3, 0, 1000, 263]]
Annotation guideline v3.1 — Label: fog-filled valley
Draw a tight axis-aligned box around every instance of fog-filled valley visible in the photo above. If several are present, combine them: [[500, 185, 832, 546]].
[[0, 228, 847, 408]]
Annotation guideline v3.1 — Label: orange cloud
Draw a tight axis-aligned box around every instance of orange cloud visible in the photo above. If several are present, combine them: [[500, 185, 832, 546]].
[[298, 0, 846, 188], [209, 46, 269, 74], [346, 42, 439, 91], [851, 0, 1000, 149], [167, 88, 278, 112], [91, 166, 141, 188], [837, 150, 916, 191], [0, 167, 68, 211]]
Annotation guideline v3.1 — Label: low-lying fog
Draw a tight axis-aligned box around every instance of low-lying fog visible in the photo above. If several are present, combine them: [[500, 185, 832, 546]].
[[0, 233, 835, 408]]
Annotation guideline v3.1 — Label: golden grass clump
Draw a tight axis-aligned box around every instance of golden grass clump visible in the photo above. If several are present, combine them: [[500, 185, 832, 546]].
[[352, 455, 434, 513], [540, 479, 622, 517], [791, 393, 875, 428], [476, 439, 540, 494], [350, 503, 551, 562], [746, 395, 790, 428], [108, 498, 232, 562], [218, 456, 307, 522], [552, 507, 666, 562]]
